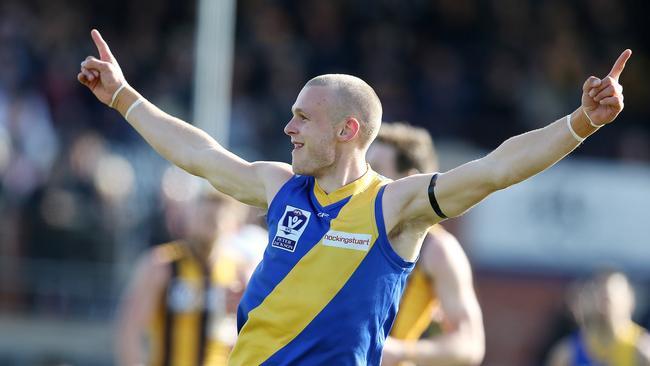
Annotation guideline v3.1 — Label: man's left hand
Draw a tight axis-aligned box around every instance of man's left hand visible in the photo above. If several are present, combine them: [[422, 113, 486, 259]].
[[582, 49, 632, 126]]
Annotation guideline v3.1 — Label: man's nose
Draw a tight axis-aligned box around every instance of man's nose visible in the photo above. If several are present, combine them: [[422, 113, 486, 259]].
[[284, 118, 298, 136]]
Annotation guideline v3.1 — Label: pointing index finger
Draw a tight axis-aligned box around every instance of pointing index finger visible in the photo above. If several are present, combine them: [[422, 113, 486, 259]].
[[91, 29, 115, 62], [607, 49, 632, 81]]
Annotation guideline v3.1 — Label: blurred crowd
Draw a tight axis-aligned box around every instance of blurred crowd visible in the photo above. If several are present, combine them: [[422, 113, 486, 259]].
[[0, 0, 198, 316], [230, 0, 650, 161], [0, 0, 649, 363]]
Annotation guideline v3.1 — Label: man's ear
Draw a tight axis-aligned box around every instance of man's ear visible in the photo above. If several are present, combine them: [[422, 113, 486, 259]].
[[337, 117, 360, 142]]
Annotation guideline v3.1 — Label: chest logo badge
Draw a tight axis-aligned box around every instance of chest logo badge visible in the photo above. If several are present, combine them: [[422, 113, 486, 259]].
[[272, 205, 311, 252]]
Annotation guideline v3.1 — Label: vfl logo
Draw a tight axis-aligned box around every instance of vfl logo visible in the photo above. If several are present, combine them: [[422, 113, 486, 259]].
[[281, 209, 307, 235], [272, 205, 311, 252]]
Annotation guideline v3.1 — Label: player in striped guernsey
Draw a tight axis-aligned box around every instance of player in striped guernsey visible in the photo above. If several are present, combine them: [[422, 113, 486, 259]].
[[115, 189, 246, 366], [79, 29, 631, 365], [368, 122, 484, 365]]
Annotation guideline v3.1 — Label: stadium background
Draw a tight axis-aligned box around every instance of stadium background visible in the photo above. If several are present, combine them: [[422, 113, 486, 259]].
[[1, 0, 649, 365]]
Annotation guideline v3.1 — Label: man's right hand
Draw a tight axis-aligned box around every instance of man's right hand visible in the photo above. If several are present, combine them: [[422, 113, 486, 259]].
[[76, 28, 293, 208], [77, 29, 126, 106]]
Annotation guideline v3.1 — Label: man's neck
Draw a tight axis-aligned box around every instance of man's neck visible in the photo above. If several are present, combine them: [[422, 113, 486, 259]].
[[315, 157, 368, 194]]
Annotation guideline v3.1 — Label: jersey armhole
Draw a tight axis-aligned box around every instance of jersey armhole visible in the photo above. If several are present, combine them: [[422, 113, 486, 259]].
[[374, 185, 416, 272]]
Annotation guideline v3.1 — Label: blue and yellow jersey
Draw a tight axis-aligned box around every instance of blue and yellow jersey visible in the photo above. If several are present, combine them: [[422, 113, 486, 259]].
[[571, 323, 645, 366], [148, 242, 238, 366], [231, 169, 415, 365], [390, 258, 438, 340], [391, 226, 448, 341]]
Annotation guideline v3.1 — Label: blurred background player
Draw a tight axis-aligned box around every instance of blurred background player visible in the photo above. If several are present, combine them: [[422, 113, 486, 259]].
[[547, 270, 650, 366], [367, 122, 484, 366], [115, 186, 249, 366]]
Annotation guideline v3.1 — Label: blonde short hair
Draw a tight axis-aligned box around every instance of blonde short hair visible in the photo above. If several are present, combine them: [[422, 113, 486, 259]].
[[305, 74, 382, 147]]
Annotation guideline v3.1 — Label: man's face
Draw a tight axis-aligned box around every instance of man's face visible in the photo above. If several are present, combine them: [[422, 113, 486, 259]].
[[572, 275, 633, 333], [284, 86, 338, 176], [186, 200, 224, 245], [601, 274, 634, 325], [367, 141, 403, 179]]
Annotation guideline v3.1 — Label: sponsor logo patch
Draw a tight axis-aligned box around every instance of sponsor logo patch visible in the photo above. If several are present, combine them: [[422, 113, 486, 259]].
[[271, 205, 311, 252], [322, 230, 372, 252]]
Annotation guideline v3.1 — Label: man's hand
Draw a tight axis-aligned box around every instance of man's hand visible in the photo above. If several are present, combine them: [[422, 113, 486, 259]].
[[582, 49, 631, 126], [77, 29, 126, 106]]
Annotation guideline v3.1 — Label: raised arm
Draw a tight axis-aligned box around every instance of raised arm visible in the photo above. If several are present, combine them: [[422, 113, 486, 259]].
[[77, 29, 292, 207], [384, 50, 631, 232]]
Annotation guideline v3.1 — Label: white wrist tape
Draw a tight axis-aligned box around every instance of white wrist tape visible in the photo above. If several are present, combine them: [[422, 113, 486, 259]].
[[125, 99, 144, 120], [583, 108, 603, 128], [566, 114, 585, 143], [110, 84, 126, 108]]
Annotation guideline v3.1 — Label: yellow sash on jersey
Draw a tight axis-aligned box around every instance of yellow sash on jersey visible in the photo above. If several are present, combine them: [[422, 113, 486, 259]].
[[586, 322, 644, 366], [229, 172, 387, 365]]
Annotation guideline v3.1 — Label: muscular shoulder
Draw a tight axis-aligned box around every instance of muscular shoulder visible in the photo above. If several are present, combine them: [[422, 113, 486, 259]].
[[215, 161, 293, 207], [420, 226, 467, 278], [250, 161, 294, 206], [428, 225, 458, 249], [251, 161, 293, 178]]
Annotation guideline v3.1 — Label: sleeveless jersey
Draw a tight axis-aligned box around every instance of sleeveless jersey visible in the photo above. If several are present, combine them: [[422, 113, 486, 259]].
[[148, 242, 238, 366], [230, 170, 415, 365], [571, 323, 645, 366], [390, 226, 452, 341], [390, 253, 438, 340]]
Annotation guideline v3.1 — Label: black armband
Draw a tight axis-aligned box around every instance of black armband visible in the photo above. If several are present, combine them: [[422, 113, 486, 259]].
[[428, 174, 447, 219]]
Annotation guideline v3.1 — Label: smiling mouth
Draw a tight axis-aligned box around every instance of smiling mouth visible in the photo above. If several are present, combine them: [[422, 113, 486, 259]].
[[292, 142, 304, 150]]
